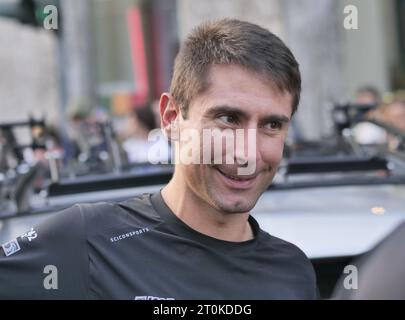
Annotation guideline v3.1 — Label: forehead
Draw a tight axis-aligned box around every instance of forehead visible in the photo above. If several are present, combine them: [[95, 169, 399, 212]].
[[192, 64, 293, 118]]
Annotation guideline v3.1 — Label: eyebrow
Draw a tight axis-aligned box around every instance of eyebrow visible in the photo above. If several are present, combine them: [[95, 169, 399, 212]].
[[204, 105, 290, 123]]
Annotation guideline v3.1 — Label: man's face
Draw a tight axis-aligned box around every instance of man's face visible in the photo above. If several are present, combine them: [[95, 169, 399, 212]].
[[355, 91, 378, 105], [384, 102, 405, 131], [174, 64, 293, 214]]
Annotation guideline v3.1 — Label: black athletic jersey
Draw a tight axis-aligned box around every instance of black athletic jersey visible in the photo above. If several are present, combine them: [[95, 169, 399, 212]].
[[0, 192, 317, 299]]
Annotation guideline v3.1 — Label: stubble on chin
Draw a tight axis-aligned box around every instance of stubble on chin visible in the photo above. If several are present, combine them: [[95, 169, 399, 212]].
[[206, 186, 259, 214]]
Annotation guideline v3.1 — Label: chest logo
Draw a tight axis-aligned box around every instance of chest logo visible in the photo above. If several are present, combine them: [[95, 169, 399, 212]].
[[110, 227, 150, 243]]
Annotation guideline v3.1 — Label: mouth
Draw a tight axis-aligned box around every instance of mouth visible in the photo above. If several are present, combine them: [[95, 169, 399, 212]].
[[214, 166, 258, 189]]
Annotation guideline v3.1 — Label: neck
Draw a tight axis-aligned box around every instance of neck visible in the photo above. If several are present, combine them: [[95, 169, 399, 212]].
[[161, 171, 254, 242]]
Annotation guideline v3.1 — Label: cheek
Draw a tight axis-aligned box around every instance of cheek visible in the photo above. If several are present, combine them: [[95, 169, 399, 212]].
[[182, 164, 202, 189], [260, 139, 285, 166]]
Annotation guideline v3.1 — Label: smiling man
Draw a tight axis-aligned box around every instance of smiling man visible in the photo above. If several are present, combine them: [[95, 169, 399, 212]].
[[0, 18, 317, 299], [160, 62, 293, 241]]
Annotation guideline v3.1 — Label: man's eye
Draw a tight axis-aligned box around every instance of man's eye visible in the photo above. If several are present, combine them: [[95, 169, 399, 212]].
[[218, 115, 237, 124], [265, 121, 282, 130]]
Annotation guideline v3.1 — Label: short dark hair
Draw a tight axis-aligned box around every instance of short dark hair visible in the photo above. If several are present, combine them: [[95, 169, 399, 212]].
[[170, 18, 301, 118]]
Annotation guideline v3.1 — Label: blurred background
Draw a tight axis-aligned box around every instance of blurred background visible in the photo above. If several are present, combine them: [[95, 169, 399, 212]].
[[1, 0, 405, 299], [0, 0, 404, 139]]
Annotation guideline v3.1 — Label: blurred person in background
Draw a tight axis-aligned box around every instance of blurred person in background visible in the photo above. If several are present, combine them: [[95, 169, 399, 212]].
[[66, 98, 98, 159], [122, 104, 171, 164], [352, 86, 387, 146], [354, 86, 381, 105], [30, 126, 64, 190], [379, 95, 405, 151], [29, 126, 64, 166], [381, 97, 405, 132], [66, 99, 111, 168]]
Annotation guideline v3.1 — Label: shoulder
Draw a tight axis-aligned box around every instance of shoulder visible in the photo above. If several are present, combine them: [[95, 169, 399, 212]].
[[24, 194, 162, 245], [261, 231, 309, 259], [259, 230, 316, 280], [32, 193, 159, 240], [260, 230, 312, 263], [0, 204, 89, 298], [34, 204, 85, 240], [73, 193, 162, 235]]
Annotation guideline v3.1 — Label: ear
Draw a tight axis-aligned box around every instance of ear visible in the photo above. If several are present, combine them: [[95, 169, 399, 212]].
[[159, 93, 180, 140]]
